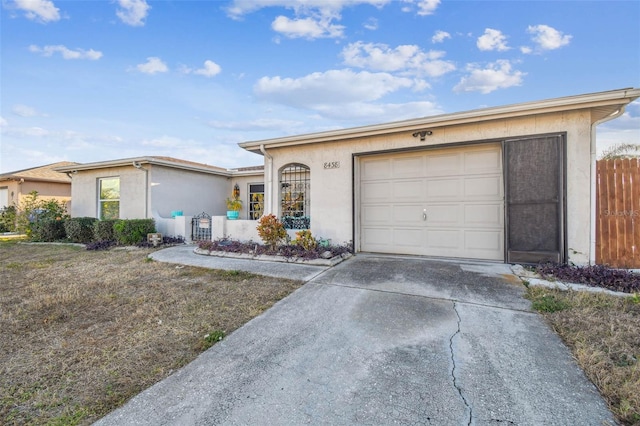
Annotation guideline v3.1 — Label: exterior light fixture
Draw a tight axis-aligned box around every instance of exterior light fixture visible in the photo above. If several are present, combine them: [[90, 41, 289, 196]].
[[412, 130, 433, 141], [233, 183, 240, 199]]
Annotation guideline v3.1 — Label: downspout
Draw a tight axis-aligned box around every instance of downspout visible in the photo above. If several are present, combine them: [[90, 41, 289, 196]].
[[589, 107, 626, 264], [259, 144, 273, 215], [133, 161, 149, 218]]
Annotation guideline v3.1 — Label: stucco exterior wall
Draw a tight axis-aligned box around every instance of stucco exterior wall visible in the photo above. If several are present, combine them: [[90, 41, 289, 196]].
[[263, 109, 593, 263], [69, 166, 147, 219], [148, 165, 229, 219], [1, 180, 71, 210]]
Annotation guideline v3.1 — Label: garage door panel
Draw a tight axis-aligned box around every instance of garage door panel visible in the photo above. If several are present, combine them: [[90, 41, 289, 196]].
[[362, 205, 392, 224], [426, 204, 462, 225], [393, 228, 425, 247], [362, 227, 392, 247], [464, 149, 502, 173], [362, 181, 391, 202], [392, 156, 424, 178], [393, 180, 424, 201], [362, 159, 391, 180], [425, 153, 461, 176], [464, 203, 503, 227], [426, 178, 462, 200], [464, 176, 502, 198], [426, 229, 462, 250], [393, 205, 424, 223], [360, 143, 504, 260]]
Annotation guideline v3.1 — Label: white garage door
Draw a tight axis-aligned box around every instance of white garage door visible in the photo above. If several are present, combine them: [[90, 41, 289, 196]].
[[359, 144, 504, 260]]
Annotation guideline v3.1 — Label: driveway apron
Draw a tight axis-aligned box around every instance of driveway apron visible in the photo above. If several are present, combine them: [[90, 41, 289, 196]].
[[94, 254, 615, 426]]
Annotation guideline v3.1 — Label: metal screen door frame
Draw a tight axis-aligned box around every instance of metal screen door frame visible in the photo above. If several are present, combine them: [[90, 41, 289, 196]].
[[504, 134, 566, 264]]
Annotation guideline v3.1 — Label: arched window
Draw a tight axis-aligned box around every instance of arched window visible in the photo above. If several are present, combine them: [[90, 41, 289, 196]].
[[280, 163, 310, 229]]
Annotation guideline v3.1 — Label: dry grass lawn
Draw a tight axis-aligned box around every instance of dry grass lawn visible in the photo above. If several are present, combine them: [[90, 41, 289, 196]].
[[527, 287, 640, 425], [0, 241, 302, 425]]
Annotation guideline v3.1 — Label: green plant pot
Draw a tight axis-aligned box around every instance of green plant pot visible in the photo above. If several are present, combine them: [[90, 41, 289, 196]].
[[227, 211, 240, 220]]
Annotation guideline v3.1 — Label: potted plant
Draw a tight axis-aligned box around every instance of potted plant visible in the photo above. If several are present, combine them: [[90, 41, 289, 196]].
[[225, 196, 242, 220]]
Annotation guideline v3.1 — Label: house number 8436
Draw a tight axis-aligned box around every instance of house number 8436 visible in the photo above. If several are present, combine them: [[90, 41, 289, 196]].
[[324, 161, 340, 169]]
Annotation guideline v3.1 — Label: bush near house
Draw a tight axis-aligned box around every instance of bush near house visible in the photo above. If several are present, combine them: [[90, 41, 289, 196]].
[[113, 219, 156, 245], [93, 219, 118, 242], [0, 206, 17, 233], [30, 219, 67, 242], [65, 217, 99, 243]]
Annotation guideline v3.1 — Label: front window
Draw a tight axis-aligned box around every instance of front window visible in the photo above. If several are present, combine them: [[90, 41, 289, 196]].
[[99, 177, 120, 220], [248, 183, 264, 220], [280, 164, 310, 229]]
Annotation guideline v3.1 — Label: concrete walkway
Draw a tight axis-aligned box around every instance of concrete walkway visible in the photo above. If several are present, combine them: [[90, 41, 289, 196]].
[[95, 248, 615, 425]]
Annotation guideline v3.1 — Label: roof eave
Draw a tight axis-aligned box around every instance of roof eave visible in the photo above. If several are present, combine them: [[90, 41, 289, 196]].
[[239, 88, 640, 154], [55, 156, 231, 176]]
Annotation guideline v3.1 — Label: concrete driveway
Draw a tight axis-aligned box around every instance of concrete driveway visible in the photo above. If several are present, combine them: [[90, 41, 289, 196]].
[[95, 253, 615, 425]]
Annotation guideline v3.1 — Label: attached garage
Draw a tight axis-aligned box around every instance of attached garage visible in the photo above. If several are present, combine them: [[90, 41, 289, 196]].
[[239, 88, 640, 266], [359, 143, 504, 260]]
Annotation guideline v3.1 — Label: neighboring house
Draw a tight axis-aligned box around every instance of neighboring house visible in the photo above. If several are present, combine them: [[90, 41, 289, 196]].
[[55, 157, 263, 237], [0, 161, 76, 210], [238, 88, 640, 266]]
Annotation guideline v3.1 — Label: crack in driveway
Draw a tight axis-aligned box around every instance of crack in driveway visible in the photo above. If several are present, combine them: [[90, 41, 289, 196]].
[[450, 301, 472, 426]]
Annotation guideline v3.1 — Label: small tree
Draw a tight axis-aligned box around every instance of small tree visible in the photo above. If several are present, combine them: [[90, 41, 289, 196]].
[[15, 191, 68, 237], [599, 143, 640, 160], [256, 214, 287, 250]]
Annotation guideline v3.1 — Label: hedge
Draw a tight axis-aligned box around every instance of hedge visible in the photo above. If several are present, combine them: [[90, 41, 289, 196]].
[[31, 219, 66, 242], [93, 219, 117, 242], [64, 217, 98, 243], [113, 219, 156, 245]]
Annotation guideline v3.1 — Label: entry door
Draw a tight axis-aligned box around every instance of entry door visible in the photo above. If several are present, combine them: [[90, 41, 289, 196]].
[[359, 144, 504, 260], [505, 135, 565, 264]]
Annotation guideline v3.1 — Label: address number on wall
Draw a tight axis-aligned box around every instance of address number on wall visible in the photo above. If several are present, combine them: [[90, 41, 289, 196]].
[[323, 161, 340, 169]]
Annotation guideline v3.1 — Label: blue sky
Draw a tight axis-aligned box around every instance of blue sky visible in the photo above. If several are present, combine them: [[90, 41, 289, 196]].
[[1, 0, 639, 173]]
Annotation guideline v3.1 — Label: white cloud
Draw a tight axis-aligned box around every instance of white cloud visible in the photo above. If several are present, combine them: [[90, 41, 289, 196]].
[[272, 15, 344, 39], [28, 44, 102, 60], [0, 116, 7, 127], [254, 69, 415, 108], [453, 60, 525, 94], [226, 0, 390, 19], [226, 1, 390, 39], [432, 30, 451, 44], [527, 24, 572, 50], [414, 0, 440, 16], [363, 17, 378, 31], [135, 57, 168, 74], [12, 104, 39, 117], [182, 60, 222, 77], [116, 0, 150, 27], [520, 46, 533, 54], [341, 41, 455, 77], [10, 0, 60, 23], [477, 28, 510, 51]]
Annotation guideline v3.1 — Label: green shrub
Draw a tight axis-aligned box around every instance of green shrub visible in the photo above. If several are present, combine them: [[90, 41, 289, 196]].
[[31, 219, 66, 242], [113, 219, 156, 245], [0, 206, 17, 233], [65, 217, 98, 243], [291, 229, 317, 251], [93, 219, 117, 242]]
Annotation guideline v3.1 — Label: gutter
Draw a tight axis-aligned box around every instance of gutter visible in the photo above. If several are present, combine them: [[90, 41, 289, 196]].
[[589, 107, 626, 265], [259, 144, 273, 215], [133, 161, 149, 218]]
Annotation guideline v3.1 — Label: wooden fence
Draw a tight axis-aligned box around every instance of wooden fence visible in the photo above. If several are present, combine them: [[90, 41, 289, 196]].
[[595, 158, 639, 268]]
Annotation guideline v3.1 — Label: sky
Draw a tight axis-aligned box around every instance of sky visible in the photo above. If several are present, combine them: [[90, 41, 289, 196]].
[[1, 0, 639, 173]]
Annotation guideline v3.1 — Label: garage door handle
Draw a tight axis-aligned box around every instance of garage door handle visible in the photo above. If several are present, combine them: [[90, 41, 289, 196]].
[[423, 209, 427, 221]]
